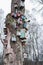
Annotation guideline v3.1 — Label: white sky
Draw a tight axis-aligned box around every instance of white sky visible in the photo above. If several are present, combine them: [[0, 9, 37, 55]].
[[0, 0, 11, 17]]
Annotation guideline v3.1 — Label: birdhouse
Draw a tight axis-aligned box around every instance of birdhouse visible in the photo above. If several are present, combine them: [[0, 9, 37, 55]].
[[20, 29, 26, 39], [11, 34, 16, 42], [17, 31, 21, 36]]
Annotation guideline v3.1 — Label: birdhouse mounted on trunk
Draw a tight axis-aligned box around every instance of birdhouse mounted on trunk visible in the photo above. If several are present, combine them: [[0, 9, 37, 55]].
[[11, 34, 16, 42], [20, 29, 26, 39], [17, 31, 21, 36]]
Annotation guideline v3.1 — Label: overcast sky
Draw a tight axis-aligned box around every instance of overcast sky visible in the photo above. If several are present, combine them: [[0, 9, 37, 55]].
[[0, 0, 11, 17]]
